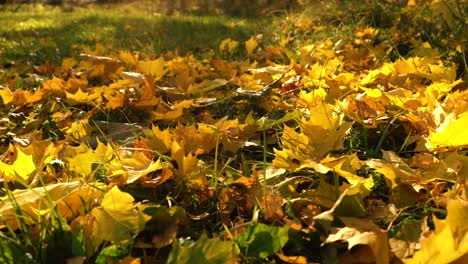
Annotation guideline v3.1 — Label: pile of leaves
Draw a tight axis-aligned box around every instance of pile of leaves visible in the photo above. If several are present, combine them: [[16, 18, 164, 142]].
[[0, 0, 467, 263]]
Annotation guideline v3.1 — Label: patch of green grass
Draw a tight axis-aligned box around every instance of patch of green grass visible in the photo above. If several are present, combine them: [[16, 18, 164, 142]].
[[0, 2, 270, 68]]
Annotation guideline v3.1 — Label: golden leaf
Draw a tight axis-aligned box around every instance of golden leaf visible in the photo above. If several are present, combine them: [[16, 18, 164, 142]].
[[0, 87, 45, 106], [0, 181, 104, 230], [65, 88, 99, 106], [0, 145, 37, 182], [145, 125, 173, 155], [219, 38, 239, 54], [137, 56, 168, 79], [322, 154, 374, 191], [172, 123, 216, 155], [427, 112, 468, 151], [186, 78, 228, 96], [170, 141, 207, 189], [62, 141, 114, 178], [61, 57, 77, 71], [119, 50, 139, 66], [274, 92, 352, 168]]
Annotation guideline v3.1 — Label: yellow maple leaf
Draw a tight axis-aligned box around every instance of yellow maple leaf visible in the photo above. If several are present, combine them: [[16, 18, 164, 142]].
[[119, 50, 139, 66], [426, 112, 468, 151], [42, 76, 66, 97], [273, 125, 313, 170], [91, 186, 151, 243], [62, 141, 114, 178], [79, 53, 124, 81], [0, 87, 45, 106], [65, 88, 99, 106], [172, 123, 216, 155], [170, 141, 207, 189], [186, 78, 228, 96], [274, 95, 352, 170], [214, 118, 256, 153], [103, 91, 126, 110], [144, 125, 173, 155], [0, 145, 37, 182], [65, 118, 93, 141], [137, 56, 168, 80], [61, 57, 77, 71], [21, 134, 62, 174], [298, 93, 352, 155]]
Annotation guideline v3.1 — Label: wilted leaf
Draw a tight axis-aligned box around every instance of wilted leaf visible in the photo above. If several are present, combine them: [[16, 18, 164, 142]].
[[389, 219, 425, 259]]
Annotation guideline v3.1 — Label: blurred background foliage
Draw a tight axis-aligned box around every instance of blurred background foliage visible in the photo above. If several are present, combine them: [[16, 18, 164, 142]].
[[0, 0, 306, 16]]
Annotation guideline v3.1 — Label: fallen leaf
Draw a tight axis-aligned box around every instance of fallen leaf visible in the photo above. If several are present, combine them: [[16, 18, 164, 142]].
[[91, 186, 151, 243], [0, 181, 103, 230]]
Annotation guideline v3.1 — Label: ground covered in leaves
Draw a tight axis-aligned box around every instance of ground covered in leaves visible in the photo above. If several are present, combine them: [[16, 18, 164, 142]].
[[0, 0, 467, 263]]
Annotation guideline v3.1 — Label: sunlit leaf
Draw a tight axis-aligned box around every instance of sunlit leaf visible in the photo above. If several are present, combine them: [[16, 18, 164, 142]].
[[0, 145, 37, 182], [426, 112, 468, 150], [62, 141, 114, 178], [0, 181, 104, 230], [137, 56, 168, 80]]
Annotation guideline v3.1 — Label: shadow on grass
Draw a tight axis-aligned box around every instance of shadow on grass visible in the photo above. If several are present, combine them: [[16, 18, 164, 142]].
[[0, 8, 264, 67]]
